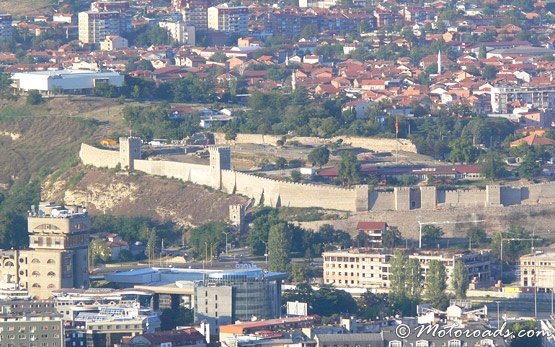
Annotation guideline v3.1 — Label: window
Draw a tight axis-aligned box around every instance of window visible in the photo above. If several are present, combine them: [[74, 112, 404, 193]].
[[416, 341, 429, 347], [32, 283, 41, 288], [47, 259, 55, 264], [480, 339, 494, 347], [47, 271, 55, 278], [31, 259, 40, 264], [448, 340, 461, 347], [388, 342, 401, 347], [32, 271, 40, 277]]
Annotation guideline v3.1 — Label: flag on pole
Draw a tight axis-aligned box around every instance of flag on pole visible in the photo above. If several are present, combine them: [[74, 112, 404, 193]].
[[395, 117, 399, 135]]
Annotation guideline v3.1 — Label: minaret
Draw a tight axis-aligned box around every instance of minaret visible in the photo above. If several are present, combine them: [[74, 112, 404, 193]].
[[292, 69, 296, 91], [437, 50, 442, 75]]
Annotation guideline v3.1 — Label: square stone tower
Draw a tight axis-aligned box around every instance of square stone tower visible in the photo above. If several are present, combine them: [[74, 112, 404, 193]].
[[229, 204, 245, 232], [119, 137, 142, 170], [208, 146, 231, 189]]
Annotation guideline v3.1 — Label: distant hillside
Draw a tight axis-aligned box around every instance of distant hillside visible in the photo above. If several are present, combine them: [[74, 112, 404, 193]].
[[0, 116, 97, 188], [42, 166, 250, 228], [0, 0, 52, 16]]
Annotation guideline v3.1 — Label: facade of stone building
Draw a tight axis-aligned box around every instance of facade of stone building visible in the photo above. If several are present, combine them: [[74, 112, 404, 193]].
[[0, 202, 90, 299]]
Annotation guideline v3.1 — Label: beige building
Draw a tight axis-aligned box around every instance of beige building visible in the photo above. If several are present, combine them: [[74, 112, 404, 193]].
[[520, 251, 555, 292], [323, 248, 491, 292], [207, 4, 248, 34], [100, 35, 128, 51], [0, 202, 90, 299], [178, 0, 210, 30]]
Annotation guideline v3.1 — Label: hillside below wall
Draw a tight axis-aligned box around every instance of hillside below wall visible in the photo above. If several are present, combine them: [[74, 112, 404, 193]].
[[79, 144, 119, 168], [213, 133, 417, 153]]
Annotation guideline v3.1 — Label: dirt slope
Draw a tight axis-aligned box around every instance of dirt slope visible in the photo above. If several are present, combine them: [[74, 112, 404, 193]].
[[43, 167, 250, 228]]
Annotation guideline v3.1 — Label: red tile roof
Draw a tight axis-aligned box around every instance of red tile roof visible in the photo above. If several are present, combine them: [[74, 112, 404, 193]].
[[357, 221, 387, 230]]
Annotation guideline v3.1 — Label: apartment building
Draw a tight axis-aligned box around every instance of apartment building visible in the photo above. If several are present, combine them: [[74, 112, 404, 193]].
[[491, 85, 555, 114], [178, 0, 210, 30], [0, 202, 90, 300], [0, 300, 63, 346], [323, 248, 491, 291], [207, 4, 248, 34], [520, 251, 555, 292], [91, 0, 130, 12], [159, 20, 196, 45], [0, 14, 12, 42], [78, 11, 131, 44]]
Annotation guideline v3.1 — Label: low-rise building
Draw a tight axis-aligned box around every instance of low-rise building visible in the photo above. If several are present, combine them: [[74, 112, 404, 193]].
[[11, 70, 124, 95], [100, 35, 129, 51], [323, 248, 491, 291], [519, 251, 555, 292]]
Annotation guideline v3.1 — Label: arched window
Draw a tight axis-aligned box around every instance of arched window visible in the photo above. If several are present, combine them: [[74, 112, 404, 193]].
[[47, 271, 55, 278], [32, 283, 41, 288], [32, 271, 40, 277], [47, 259, 55, 264], [4, 261, 13, 267], [47, 284, 55, 289], [31, 258, 40, 264]]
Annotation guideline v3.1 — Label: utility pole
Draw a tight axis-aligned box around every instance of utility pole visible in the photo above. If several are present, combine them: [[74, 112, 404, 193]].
[[223, 231, 229, 254]]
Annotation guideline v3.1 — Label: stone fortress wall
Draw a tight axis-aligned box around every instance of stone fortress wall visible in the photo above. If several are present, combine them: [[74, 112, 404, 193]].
[[79, 138, 555, 212], [213, 133, 418, 153]]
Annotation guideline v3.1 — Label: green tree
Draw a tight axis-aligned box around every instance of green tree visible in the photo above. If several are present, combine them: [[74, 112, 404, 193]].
[[283, 283, 357, 316], [88, 239, 111, 268], [382, 226, 402, 248], [389, 251, 422, 315], [425, 260, 448, 309], [268, 223, 291, 272], [146, 228, 159, 264], [189, 221, 228, 259], [291, 263, 308, 283], [357, 290, 392, 319], [26, 90, 43, 105], [482, 65, 498, 80], [478, 151, 505, 180], [307, 146, 330, 168], [275, 157, 287, 170], [478, 45, 487, 59], [448, 138, 480, 163], [451, 260, 469, 299], [491, 226, 538, 264], [519, 151, 542, 179], [159, 307, 194, 330], [422, 225, 444, 248], [291, 170, 302, 182], [467, 227, 487, 248], [338, 151, 360, 186], [210, 52, 228, 63]]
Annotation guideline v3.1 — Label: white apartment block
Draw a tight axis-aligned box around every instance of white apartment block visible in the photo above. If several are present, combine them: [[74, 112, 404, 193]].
[[323, 248, 491, 292], [207, 4, 248, 34], [78, 11, 131, 45], [158, 20, 196, 45]]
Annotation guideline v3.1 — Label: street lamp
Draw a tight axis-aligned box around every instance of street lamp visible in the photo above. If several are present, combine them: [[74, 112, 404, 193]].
[[494, 301, 500, 329], [418, 219, 486, 249], [223, 231, 229, 254]]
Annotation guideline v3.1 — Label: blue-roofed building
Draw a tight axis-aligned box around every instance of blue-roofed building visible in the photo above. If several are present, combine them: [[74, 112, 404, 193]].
[[105, 266, 288, 338]]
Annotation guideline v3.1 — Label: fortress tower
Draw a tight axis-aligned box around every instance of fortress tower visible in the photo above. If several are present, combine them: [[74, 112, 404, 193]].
[[208, 146, 231, 189], [119, 136, 142, 171], [229, 204, 245, 232]]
